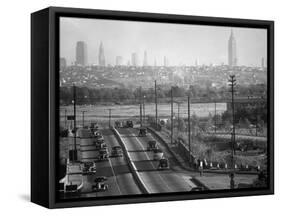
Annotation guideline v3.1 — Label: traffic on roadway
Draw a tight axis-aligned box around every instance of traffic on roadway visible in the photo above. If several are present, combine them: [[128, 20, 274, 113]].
[[59, 120, 203, 199]]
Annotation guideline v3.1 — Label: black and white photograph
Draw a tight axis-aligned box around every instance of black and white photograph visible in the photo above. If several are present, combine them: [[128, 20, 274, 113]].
[[58, 16, 269, 199]]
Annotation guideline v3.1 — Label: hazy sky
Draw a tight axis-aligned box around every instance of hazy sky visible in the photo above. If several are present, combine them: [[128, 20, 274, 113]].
[[60, 17, 267, 67]]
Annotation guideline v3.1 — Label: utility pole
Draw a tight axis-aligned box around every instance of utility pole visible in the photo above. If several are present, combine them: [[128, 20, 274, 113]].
[[108, 108, 112, 128], [178, 102, 180, 132], [214, 101, 217, 134], [73, 84, 77, 152], [155, 80, 158, 129], [70, 84, 77, 162], [175, 102, 181, 134], [188, 96, 191, 161], [140, 87, 143, 127], [228, 75, 237, 189], [143, 95, 146, 126], [64, 109, 67, 129], [255, 108, 258, 137], [140, 104, 142, 127], [171, 87, 174, 146], [82, 111, 86, 127]]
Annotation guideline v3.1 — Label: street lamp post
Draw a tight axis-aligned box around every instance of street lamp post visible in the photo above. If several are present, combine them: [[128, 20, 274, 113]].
[[139, 87, 143, 127], [175, 102, 181, 135], [82, 110, 86, 128], [155, 80, 158, 129], [171, 87, 174, 146], [108, 108, 112, 128], [214, 100, 217, 134], [187, 96, 191, 163], [73, 84, 77, 152], [143, 95, 146, 126], [228, 75, 237, 189]]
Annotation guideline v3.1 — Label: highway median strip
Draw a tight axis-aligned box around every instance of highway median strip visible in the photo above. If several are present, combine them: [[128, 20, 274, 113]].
[[111, 128, 150, 194]]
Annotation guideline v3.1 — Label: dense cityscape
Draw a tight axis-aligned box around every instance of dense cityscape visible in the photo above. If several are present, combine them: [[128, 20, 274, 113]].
[[59, 23, 268, 199], [60, 30, 267, 90]]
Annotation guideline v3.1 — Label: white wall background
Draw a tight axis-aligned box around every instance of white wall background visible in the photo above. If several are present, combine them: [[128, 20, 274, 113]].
[[0, 0, 279, 214]]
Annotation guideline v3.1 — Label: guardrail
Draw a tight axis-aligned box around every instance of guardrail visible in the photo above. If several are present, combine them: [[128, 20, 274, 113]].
[[147, 127, 195, 171], [111, 127, 149, 194]]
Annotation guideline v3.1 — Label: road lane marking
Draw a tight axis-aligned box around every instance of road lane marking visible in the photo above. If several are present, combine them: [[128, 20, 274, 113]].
[[128, 128, 173, 192], [117, 129, 151, 193], [100, 127, 122, 195], [181, 176, 197, 188], [108, 157, 122, 195]]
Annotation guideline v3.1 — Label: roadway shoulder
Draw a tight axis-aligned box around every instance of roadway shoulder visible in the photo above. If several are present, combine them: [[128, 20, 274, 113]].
[[111, 127, 149, 194]]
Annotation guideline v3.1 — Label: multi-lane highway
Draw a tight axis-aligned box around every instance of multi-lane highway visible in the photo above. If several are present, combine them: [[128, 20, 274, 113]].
[[117, 128, 197, 194], [61, 124, 261, 200], [61, 128, 142, 199], [60, 125, 200, 199]]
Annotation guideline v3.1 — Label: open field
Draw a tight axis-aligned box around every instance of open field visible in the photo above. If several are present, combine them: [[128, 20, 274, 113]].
[[60, 102, 226, 126]]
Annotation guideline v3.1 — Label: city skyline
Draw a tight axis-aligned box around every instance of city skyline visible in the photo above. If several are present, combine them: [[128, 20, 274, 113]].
[[60, 17, 267, 67]]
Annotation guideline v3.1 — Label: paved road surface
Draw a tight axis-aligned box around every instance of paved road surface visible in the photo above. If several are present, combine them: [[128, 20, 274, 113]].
[[118, 128, 196, 193], [61, 128, 141, 199]]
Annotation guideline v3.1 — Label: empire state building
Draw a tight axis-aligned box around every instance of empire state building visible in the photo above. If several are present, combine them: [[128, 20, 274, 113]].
[[228, 29, 237, 67], [98, 42, 106, 66]]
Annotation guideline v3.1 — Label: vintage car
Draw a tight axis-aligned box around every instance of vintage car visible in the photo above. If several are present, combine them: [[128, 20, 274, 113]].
[[98, 148, 109, 160], [147, 140, 158, 151], [92, 176, 108, 192], [111, 146, 123, 157], [158, 158, 169, 170], [82, 161, 96, 175], [138, 127, 147, 137], [153, 148, 164, 160]]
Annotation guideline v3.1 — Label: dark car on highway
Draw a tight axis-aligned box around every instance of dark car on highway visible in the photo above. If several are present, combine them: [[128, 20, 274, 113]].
[[139, 127, 147, 137], [111, 146, 123, 157], [126, 120, 134, 128]]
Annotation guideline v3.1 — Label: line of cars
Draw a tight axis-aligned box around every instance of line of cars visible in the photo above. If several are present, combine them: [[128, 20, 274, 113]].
[[88, 122, 124, 192], [146, 139, 170, 170], [115, 120, 134, 128], [114, 120, 169, 171], [89, 123, 124, 161], [60, 122, 125, 194]]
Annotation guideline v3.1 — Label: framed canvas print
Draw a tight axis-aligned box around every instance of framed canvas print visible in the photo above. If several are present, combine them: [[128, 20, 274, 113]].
[[31, 7, 274, 208]]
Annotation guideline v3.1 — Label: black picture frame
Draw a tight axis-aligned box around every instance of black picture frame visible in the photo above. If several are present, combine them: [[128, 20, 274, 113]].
[[31, 6, 274, 209]]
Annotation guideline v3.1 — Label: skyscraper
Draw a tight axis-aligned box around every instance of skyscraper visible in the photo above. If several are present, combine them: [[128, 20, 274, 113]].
[[143, 51, 148, 66], [115, 56, 123, 66], [76, 41, 87, 66], [98, 42, 106, 66], [228, 29, 237, 67], [261, 57, 265, 68], [163, 56, 168, 67], [131, 52, 138, 66], [60, 57, 67, 69]]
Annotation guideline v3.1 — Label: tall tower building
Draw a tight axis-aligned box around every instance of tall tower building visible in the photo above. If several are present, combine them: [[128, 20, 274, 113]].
[[76, 41, 87, 66], [228, 29, 237, 67], [131, 52, 138, 66], [195, 58, 199, 67], [60, 57, 67, 69], [115, 56, 123, 66], [261, 57, 265, 68], [143, 51, 148, 66], [163, 56, 168, 67], [98, 42, 106, 66]]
